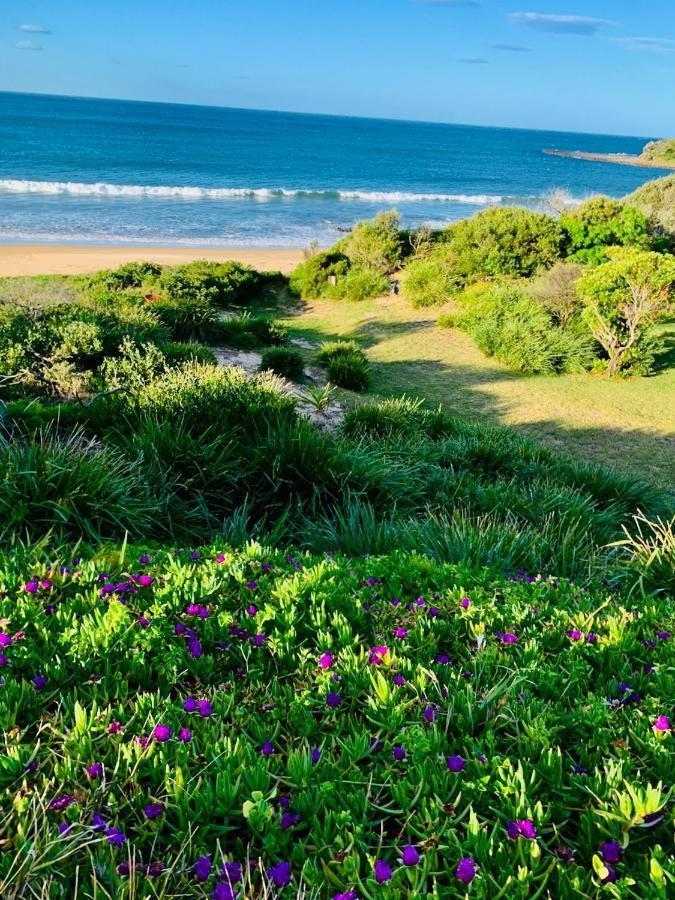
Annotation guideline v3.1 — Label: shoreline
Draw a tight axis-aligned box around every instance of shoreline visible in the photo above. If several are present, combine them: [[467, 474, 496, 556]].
[[0, 244, 305, 277], [543, 148, 675, 171]]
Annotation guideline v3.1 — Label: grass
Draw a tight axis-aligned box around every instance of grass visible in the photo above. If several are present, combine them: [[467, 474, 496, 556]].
[[1, 543, 673, 897], [279, 296, 675, 489]]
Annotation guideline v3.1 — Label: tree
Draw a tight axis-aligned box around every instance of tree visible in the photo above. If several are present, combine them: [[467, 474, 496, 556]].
[[443, 206, 566, 278], [561, 197, 650, 265], [339, 210, 403, 274], [577, 247, 675, 377]]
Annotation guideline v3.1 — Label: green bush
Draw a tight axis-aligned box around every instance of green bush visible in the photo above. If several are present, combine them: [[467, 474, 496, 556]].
[[215, 313, 288, 349], [625, 174, 675, 249], [85, 261, 162, 291], [332, 265, 389, 301], [437, 310, 456, 328], [338, 209, 403, 274], [443, 206, 567, 277], [457, 283, 596, 374], [561, 197, 651, 265], [160, 260, 264, 306], [327, 352, 370, 391], [402, 246, 465, 307], [0, 426, 155, 542], [160, 341, 217, 366], [148, 296, 220, 343], [343, 396, 452, 440], [315, 340, 362, 366], [289, 251, 350, 299], [260, 347, 304, 379]]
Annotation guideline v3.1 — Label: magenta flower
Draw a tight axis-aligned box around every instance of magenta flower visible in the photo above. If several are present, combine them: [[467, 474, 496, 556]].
[[268, 860, 291, 888], [247, 604, 257, 616], [86, 762, 103, 779], [567, 629, 582, 641], [506, 819, 536, 840], [138, 615, 150, 628], [153, 724, 171, 742], [402, 844, 420, 866], [501, 633, 518, 645], [144, 802, 165, 820], [326, 691, 342, 708], [446, 755, 466, 772], [178, 727, 192, 742], [246, 581, 258, 591], [198, 699, 212, 718], [601, 840, 622, 864], [455, 857, 477, 884], [0, 632, 11, 647], [318, 652, 333, 669], [654, 715, 671, 732], [395, 627, 407, 639], [374, 860, 392, 883], [460, 597, 470, 609], [194, 855, 212, 881], [334, 891, 358, 900], [369, 645, 388, 665], [184, 697, 198, 713], [108, 720, 121, 734], [25, 581, 39, 594]]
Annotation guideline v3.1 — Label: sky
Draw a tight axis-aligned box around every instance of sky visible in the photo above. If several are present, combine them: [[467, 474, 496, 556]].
[[1, 1, 674, 136]]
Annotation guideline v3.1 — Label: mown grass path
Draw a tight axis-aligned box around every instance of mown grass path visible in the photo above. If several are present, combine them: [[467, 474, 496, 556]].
[[281, 296, 675, 489]]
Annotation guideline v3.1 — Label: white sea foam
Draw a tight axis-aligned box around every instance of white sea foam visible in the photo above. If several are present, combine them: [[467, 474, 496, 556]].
[[0, 179, 503, 204]]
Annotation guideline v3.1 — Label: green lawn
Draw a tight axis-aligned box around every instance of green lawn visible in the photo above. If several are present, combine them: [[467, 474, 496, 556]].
[[281, 295, 675, 489]]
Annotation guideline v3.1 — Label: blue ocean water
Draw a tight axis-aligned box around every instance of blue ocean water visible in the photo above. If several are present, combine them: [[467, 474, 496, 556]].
[[0, 91, 670, 247]]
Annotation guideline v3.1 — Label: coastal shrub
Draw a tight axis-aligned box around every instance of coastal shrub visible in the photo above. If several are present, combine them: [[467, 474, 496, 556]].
[[443, 206, 566, 277], [289, 250, 350, 299], [577, 247, 675, 377], [332, 265, 389, 301], [327, 352, 370, 391], [343, 396, 453, 441], [215, 313, 288, 348], [561, 197, 651, 264], [437, 310, 456, 328], [2, 544, 673, 896], [626, 174, 675, 248], [160, 260, 264, 306], [86, 261, 162, 291], [0, 426, 155, 542], [338, 209, 403, 274], [315, 340, 362, 366], [457, 283, 596, 374], [402, 245, 465, 307], [529, 261, 585, 326], [160, 341, 217, 367], [260, 347, 304, 379], [148, 296, 220, 343]]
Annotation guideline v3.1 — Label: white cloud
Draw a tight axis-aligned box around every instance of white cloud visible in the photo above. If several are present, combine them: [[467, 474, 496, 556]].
[[16, 40, 43, 51], [18, 24, 51, 34], [616, 37, 675, 54], [510, 13, 616, 36]]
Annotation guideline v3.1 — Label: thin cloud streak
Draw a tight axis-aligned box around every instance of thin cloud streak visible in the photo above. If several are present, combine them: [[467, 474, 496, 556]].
[[510, 13, 616, 36]]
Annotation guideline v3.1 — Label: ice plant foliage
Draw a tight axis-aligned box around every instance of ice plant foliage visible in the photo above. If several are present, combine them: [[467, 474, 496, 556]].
[[0, 545, 672, 895]]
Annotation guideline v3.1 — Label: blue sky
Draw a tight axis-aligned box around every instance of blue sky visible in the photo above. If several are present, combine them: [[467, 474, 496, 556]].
[[2, 1, 674, 135]]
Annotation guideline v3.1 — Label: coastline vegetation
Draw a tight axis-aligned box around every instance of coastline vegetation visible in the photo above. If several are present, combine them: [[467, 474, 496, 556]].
[[0, 176, 673, 898]]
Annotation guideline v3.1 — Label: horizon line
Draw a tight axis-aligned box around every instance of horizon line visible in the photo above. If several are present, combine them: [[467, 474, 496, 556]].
[[0, 88, 659, 142]]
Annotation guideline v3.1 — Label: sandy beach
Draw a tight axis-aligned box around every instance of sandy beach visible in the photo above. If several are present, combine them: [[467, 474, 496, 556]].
[[0, 244, 305, 278]]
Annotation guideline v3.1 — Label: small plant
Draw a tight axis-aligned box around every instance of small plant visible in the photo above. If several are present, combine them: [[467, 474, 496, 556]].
[[260, 347, 304, 379], [327, 352, 370, 391], [437, 310, 456, 328], [302, 382, 334, 411]]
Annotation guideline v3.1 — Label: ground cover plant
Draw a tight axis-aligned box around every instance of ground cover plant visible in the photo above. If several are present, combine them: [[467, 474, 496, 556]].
[[0, 543, 673, 898]]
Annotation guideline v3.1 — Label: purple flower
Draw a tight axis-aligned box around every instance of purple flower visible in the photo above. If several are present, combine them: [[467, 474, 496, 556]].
[[50, 794, 76, 811], [194, 855, 212, 881], [506, 819, 536, 840], [25, 580, 40, 594], [567, 629, 582, 641], [0, 632, 11, 647], [311, 747, 321, 765], [57, 822, 73, 835], [184, 696, 198, 713], [318, 652, 333, 669], [455, 857, 477, 884], [246, 581, 258, 591], [326, 691, 342, 708], [108, 720, 121, 734], [654, 715, 671, 732], [601, 840, 622, 864], [602, 863, 618, 884], [423, 705, 436, 723], [586, 632, 598, 644], [393, 744, 406, 761], [220, 861, 242, 884], [460, 597, 470, 609], [402, 844, 420, 866], [657, 631, 670, 641], [395, 627, 407, 639], [153, 724, 171, 742], [268, 860, 291, 888], [198, 699, 213, 718], [144, 802, 165, 820], [213, 885, 237, 900], [86, 762, 103, 779], [334, 891, 358, 900], [92, 812, 106, 831], [501, 633, 518, 645], [393, 674, 405, 686], [446, 755, 466, 773], [247, 604, 257, 616], [374, 860, 392, 883], [178, 727, 192, 743], [188, 638, 203, 658], [138, 615, 150, 628], [105, 826, 126, 846], [32, 675, 48, 691], [262, 741, 274, 756], [281, 811, 300, 830], [369, 645, 388, 666]]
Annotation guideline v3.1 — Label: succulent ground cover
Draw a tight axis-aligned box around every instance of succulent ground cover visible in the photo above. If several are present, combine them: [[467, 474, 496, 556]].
[[1, 545, 672, 898]]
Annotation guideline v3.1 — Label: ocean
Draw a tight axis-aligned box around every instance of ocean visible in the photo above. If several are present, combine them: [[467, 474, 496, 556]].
[[0, 91, 669, 248]]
